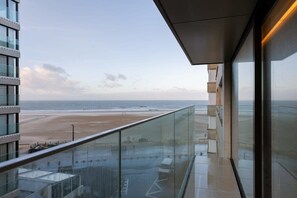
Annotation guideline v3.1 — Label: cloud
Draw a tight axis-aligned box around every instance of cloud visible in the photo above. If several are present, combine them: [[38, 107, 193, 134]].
[[41, 64, 68, 75], [21, 64, 84, 98], [99, 73, 127, 88], [105, 73, 117, 81], [118, 74, 127, 80]]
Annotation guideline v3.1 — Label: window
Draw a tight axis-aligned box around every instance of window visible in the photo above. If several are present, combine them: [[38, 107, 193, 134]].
[[262, 0, 297, 197], [0, 56, 17, 77], [0, 25, 6, 47], [0, 0, 18, 22], [8, 57, 17, 77], [8, 28, 17, 49], [8, 85, 16, 106], [0, 143, 7, 162], [0, 114, 17, 136], [0, 55, 6, 76], [0, 114, 7, 136], [0, 25, 18, 50], [0, 0, 6, 19], [232, 29, 255, 197], [8, 0, 17, 22], [7, 142, 16, 159], [0, 85, 7, 106], [8, 113, 16, 134]]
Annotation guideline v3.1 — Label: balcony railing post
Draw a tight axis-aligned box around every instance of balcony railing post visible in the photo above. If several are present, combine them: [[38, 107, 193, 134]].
[[188, 108, 190, 163], [173, 112, 176, 198], [119, 130, 122, 198]]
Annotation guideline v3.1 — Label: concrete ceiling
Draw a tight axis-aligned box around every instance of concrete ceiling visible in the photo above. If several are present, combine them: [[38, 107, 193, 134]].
[[154, 0, 258, 65]]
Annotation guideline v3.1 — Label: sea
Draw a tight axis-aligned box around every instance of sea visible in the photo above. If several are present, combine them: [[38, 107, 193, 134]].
[[20, 100, 208, 114]]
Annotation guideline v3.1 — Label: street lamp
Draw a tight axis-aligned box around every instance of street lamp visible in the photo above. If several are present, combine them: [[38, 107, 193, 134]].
[[71, 124, 75, 141]]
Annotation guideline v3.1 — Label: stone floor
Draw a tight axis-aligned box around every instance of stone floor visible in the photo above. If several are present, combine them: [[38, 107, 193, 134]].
[[184, 154, 241, 198]]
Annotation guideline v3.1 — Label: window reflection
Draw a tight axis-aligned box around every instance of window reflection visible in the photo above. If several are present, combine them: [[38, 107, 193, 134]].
[[8, 0, 17, 22], [0, 0, 18, 22], [263, 0, 297, 197], [232, 29, 254, 197], [0, 0, 6, 19]]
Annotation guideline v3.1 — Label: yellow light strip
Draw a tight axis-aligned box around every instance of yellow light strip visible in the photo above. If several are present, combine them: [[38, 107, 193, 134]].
[[262, 0, 297, 45]]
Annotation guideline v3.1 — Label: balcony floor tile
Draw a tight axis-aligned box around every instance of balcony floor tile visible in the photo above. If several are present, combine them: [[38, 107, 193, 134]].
[[184, 155, 241, 198]]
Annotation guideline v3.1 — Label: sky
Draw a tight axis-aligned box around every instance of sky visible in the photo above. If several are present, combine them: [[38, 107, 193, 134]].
[[19, 0, 208, 100]]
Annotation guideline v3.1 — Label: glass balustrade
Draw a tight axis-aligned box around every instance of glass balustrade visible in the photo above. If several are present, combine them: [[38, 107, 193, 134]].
[[0, 106, 195, 198]]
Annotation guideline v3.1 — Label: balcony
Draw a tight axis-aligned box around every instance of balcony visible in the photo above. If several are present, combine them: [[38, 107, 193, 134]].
[[207, 82, 216, 93], [0, 106, 196, 198], [207, 105, 216, 117], [207, 64, 217, 71]]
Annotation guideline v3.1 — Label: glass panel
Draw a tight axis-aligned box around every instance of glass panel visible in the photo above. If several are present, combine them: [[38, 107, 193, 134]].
[[70, 133, 119, 197], [0, 115, 7, 136], [8, 141, 16, 159], [0, 25, 6, 47], [8, 28, 17, 50], [0, 107, 194, 198], [0, 55, 7, 76], [8, 57, 16, 77], [174, 108, 189, 198], [8, 0, 17, 22], [0, 143, 7, 162], [0, 85, 7, 106], [232, 29, 255, 197], [189, 107, 195, 160], [8, 85, 17, 105], [8, 113, 17, 134], [0, 132, 120, 198], [262, 0, 297, 196], [0, 170, 17, 196], [0, 0, 6, 19], [121, 114, 175, 198]]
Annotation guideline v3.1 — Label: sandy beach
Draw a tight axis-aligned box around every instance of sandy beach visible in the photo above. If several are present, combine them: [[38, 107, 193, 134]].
[[19, 111, 208, 154], [19, 111, 162, 154]]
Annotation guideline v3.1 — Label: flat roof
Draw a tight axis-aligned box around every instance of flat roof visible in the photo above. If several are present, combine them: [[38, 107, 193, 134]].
[[39, 173, 75, 182], [19, 169, 52, 179], [18, 168, 75, 182]]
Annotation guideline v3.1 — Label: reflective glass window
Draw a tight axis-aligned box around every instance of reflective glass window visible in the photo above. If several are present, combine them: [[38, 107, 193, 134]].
[[0, 0, 6, 19], [262, 0, 297, 197], [8, 0, 17, 22], [8, 28, 17, 49], [0, 25, 6, 47], [232, 29, 255, 197]]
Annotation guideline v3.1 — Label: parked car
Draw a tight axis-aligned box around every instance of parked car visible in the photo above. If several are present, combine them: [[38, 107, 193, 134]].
[[158, 158, 173, 177]]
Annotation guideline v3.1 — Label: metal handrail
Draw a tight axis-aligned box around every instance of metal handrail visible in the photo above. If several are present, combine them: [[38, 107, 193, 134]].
[[0, 105, 194, 173]]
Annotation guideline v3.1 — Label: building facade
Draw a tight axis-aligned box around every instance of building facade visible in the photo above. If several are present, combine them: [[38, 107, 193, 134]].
[[0, 0, 20, 163], [207, 64, 217, 153]]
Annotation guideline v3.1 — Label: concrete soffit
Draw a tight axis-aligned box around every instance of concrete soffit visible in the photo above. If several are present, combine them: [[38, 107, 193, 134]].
[[154, 0, 258, 65]]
